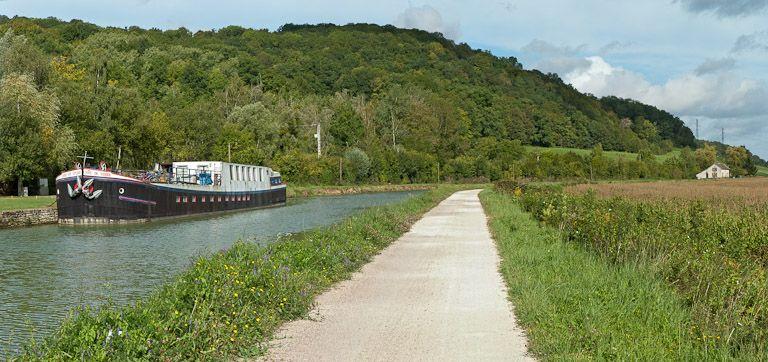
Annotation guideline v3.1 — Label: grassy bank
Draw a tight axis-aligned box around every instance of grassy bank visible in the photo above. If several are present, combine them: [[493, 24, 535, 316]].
[[500, 181, 768, 359], [480, 190, 712, 360], [17, 185, 467, 360], [0, 196, 55, 212], [285, 183, 439, 198]]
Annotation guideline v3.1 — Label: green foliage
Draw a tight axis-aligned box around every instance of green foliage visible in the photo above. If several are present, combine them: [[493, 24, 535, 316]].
[[514, 187, 768, 359], [481, 190, 715, 360], [0, 18, 720, 192], [19, 186, 466, 360], [343, 147, 370, 182]]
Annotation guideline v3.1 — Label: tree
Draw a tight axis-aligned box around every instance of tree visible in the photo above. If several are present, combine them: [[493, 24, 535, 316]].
[[0, 73, 75, 195], [344, 147, 371, 182], [590, 144, 608, 180], [694, 144, 717, 170], [726, 146, 754, 177]]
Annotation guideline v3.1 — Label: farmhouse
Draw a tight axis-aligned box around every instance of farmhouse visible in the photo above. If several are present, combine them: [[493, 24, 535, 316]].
[[696, 163, 730, 179]]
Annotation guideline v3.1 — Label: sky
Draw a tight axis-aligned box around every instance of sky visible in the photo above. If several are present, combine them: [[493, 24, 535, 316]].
[[2, 0, 767, 158]]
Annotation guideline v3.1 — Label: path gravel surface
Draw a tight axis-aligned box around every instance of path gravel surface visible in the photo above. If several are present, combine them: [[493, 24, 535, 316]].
[[262, 189, 533, 361]]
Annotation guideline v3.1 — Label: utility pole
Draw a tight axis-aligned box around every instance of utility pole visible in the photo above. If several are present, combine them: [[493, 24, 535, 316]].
[[116, 146, 122, 171], [695, 119, 699, 139], [436, 161, 440, 184], [721, 128, 725, 144], [314, 123, 322, 158]]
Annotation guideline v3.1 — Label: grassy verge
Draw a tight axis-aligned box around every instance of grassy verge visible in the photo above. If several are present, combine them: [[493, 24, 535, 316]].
[[17, 185, 468, 360], [502, 181, 768, 359], [286, 183, 439, 198], [0, 196, 55, 212], [480, 190, 718, 360]]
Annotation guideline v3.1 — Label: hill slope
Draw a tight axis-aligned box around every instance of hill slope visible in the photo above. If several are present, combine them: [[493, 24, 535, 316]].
[[0, 16, 730, 185]]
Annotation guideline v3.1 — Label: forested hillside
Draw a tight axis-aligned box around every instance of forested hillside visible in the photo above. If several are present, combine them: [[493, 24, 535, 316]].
[[0, 16, 756, 191]]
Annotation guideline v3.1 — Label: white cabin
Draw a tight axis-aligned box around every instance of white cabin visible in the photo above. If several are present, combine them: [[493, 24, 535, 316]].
[[696, 163, 730, 179], [162, 161, 281, 192]]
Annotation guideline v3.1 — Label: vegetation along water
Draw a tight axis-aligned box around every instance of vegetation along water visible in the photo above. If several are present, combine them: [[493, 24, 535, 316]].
[[0, 191, 422, 358], [8, 186, 468, 360]]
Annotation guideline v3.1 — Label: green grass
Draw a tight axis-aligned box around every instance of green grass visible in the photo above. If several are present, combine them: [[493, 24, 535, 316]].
[[286, 183, 439, 198], [524, 145, 680, 161], [0, 196, 56, 212], [16, 185, 469, 361], [757, 165, 768, 177], [479, 190, 717, 360]]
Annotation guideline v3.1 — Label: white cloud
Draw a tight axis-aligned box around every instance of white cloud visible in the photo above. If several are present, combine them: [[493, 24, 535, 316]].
[[562, 56, 768, 156], [394, 5, 460, 40], [565, 56, 768, 119]]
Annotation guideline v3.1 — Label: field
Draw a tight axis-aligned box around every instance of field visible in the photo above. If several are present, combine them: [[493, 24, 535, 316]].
[[758, 165, 768, 177], [0, 196, 56, 212], [503, 179, 768, 359], [566, 177, 768, 207], [524, 145, 680, 161]]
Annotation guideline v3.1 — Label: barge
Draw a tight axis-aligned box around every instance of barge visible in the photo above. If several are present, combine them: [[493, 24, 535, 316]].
[[55, 158, 286, 224]]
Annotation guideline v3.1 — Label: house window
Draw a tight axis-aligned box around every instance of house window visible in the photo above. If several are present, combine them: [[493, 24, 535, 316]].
[[183, 196, 188, 203], [176, 196, 181, 203], [229, 165, 233, 182], [259, 168, 263, 182], [202, 196, 206, 203], [192, 196, 197, 203], [225, 196, 229, 202], [218, 196, 222, 202]]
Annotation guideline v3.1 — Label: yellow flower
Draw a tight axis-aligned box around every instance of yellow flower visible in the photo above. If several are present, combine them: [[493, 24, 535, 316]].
[[234, 293, 238, 298]]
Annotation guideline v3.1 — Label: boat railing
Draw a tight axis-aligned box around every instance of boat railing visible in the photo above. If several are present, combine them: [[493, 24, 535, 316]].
[[118, 168, 222, 186]]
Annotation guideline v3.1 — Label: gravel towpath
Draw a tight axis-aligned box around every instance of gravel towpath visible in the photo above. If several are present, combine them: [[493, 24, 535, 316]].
[[263, 189, 533, 361]]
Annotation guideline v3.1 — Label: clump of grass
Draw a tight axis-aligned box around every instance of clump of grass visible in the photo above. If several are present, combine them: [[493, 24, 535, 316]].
[[480, 190, 720, 360], [18, 186, 465, 360]]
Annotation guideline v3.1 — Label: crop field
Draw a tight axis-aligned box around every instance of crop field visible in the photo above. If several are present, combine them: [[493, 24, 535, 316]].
[[566, 177, 768, 207], [501, 179, 768, 359]]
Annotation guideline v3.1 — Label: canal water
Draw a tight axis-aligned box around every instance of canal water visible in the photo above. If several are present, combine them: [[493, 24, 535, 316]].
[[0, 191, 421, 356]]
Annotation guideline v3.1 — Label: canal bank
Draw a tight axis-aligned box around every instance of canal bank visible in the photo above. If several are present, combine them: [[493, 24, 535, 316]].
[[0, 184, 441, 228], [1, 190, 429, 358]]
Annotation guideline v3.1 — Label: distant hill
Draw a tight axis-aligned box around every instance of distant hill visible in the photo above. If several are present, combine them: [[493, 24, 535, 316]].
[[0, 15, 757, 185]]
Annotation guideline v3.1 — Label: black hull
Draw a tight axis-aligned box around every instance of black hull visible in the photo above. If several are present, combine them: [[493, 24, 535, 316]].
[[56, 176, 286, 224]]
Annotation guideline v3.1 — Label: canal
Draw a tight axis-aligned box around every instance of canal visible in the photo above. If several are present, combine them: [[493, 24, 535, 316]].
[[0, 191, 421, 356]]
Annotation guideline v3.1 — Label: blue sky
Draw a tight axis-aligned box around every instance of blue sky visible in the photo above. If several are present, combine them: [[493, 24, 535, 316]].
[[2, 0, 767, 158]]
